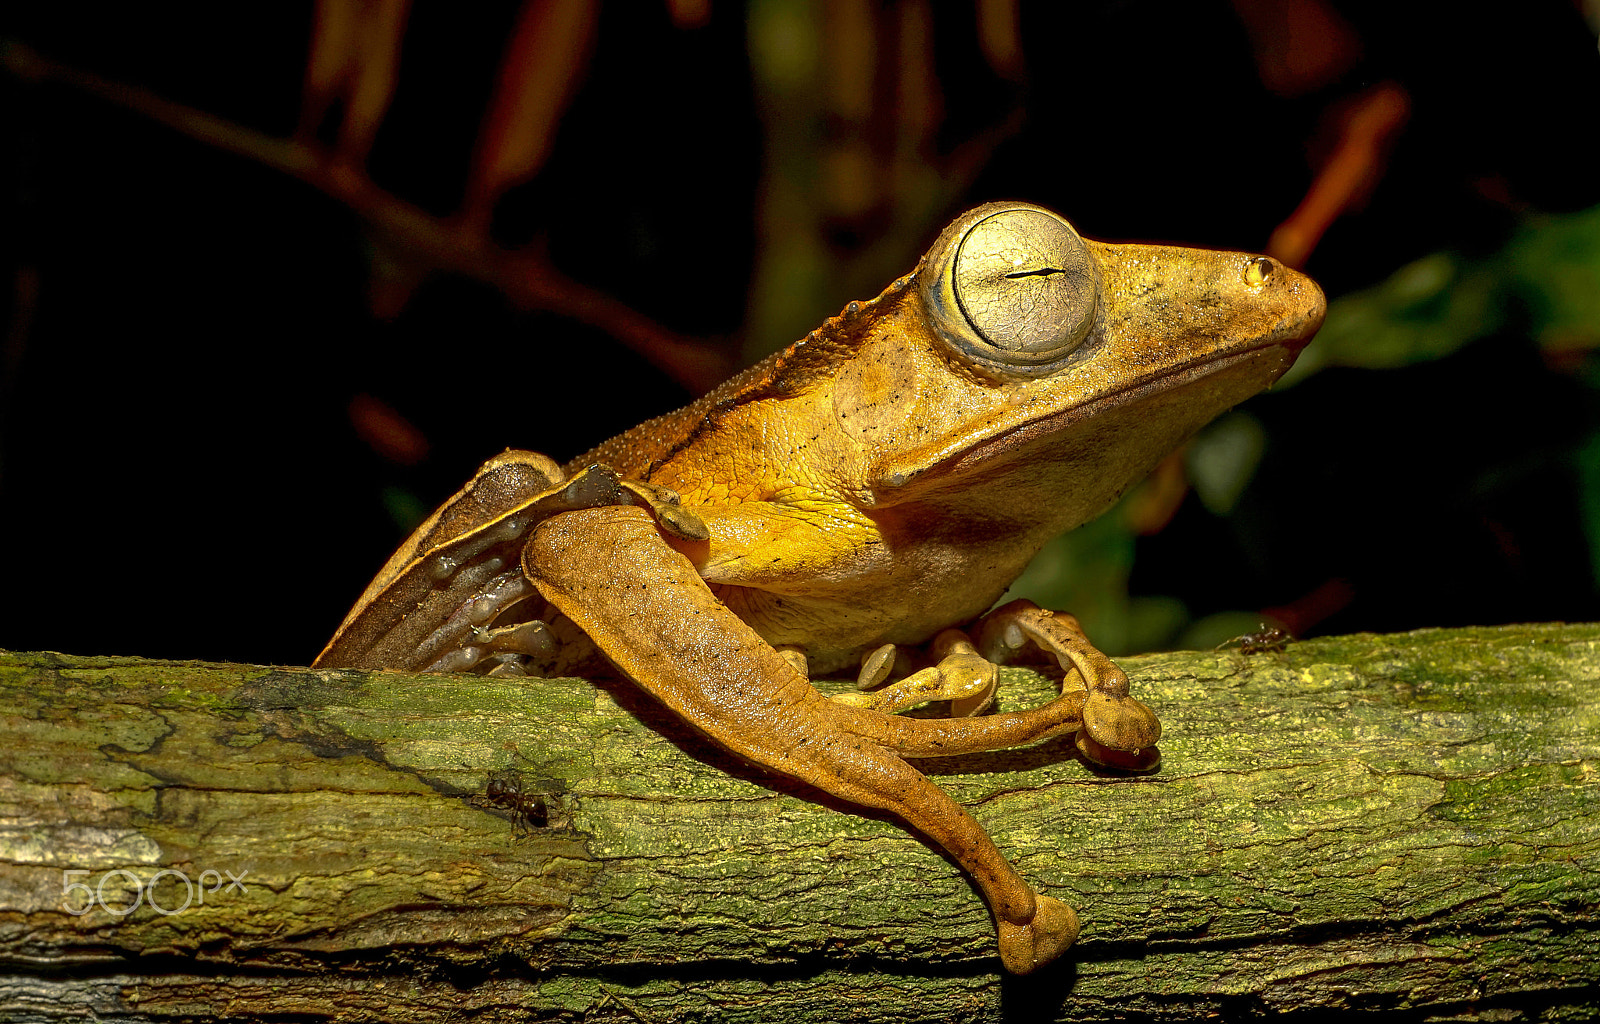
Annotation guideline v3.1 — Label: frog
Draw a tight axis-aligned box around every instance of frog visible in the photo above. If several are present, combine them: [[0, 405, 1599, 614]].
[[314, 201, 1326, 973]]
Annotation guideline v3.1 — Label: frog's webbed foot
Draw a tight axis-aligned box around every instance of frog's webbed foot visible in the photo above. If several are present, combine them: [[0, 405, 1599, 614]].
[[998, 894, 1080, 975], [829, 631, 998, 717], [975, 599, 1161, 771]]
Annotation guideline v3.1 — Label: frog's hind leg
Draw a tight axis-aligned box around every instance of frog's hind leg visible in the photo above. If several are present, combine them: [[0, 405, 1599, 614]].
[[524, 505, 1078, 973]]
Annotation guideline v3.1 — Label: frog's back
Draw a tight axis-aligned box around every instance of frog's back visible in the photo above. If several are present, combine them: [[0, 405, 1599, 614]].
[[571, 276, 915, 480]]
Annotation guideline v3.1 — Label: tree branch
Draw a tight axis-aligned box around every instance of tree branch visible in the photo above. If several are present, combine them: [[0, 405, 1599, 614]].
[[2, 624, 1598, 1020]]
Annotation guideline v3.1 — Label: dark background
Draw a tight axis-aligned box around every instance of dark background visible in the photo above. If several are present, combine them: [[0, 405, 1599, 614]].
[[3, 1, 1599, 666]]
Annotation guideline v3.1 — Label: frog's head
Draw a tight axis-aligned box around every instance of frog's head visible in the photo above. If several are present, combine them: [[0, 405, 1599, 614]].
[[837, 201, 1325, 529], [916, 202, 1321, 382]]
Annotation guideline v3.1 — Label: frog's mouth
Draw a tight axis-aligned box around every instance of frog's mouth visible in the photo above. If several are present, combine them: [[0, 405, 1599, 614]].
[[873, 332, 1311, 495]]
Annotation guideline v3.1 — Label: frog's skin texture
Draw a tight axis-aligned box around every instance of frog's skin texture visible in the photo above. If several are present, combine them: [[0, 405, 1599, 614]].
[[315, 202, 1325, 973]]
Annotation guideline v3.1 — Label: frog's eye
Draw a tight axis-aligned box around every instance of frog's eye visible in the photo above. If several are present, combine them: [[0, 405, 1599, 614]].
[[1244, 256, 1275, 287], [922, 205, 1098, 377]]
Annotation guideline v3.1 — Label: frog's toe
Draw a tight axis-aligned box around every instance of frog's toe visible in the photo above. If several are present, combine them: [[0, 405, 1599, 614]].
[[828, 690, 881, 710], [828, 665, 948, 714], [938, 649, 999, 717], [997, 895, 1079, 974], [1078, 690, 1162, 770], [1075, 731, 1161, 771], [1083, 690, 1160, 748], [830, 637, 997, 716]]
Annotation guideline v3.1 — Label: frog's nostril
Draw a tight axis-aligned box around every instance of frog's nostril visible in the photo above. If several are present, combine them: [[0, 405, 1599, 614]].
[[1244, 256, 1276, 287]]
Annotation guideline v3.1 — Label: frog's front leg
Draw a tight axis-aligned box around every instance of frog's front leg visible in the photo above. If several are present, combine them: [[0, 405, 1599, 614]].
[[524, 505, 1077, 973], [833, 631, 999, 717], [829, 602, 1160, 769], [973, 599, 1162, 771]]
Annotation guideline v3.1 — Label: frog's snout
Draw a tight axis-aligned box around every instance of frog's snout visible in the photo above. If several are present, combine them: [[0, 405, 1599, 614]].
[[1247, 255, 1326, 350], [1301, 274, 1329, 339]]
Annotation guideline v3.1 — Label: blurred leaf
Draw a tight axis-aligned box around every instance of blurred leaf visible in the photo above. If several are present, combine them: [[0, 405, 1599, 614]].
[[1280, 251, 1497, 383], [1503, 203, 1600, 354], [1180, 610, 1280, 652], [1578, 426, 1600, 597], [742, 0, 1004, 363], [748, 0, 819, 95], [381, 485, 429, 536], [339, 0, 410, 164], [1229, 0, 1360, 98], [349, 392, 429, 466], [301, 0, 362, 136], [1002, 500, 1158, 655], [463, 0, 598, 232], [1186, 411, 1266, 516], [976, 0, 1023, 81], [362, 233, 428, 320], [1123, 451, 1189, 535], [299, 0, 411, 164], [1267, 82, 1409, 268], [1284, 202, 1600, 386], [666, 0, 711, 31]]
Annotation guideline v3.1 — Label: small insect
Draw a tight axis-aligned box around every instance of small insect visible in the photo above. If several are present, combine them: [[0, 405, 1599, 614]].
[[481, 772, 551, 833], [1216, 624, 1292, 655]]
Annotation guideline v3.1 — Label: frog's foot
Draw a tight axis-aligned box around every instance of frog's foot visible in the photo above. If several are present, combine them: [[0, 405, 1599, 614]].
[[997, 894, 1080, 975], [975, 599, 1161, 771], [828, 630, 998, 717]]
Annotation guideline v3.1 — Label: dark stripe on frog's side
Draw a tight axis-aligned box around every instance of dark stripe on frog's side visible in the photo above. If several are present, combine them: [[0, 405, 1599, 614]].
[[343, 450, 563, 621], [316, 465, 635, 670], [410, 454, 561, 555]]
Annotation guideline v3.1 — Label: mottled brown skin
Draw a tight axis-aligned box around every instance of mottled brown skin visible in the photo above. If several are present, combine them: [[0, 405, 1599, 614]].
[[316, 202, 1326, 973]]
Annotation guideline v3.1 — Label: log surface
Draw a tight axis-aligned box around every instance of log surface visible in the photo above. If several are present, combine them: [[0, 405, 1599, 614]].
[[1, 624, 1597, 1021]]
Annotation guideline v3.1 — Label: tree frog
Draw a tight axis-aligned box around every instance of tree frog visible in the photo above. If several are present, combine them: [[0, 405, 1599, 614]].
[[315, 202, 1325, 973]]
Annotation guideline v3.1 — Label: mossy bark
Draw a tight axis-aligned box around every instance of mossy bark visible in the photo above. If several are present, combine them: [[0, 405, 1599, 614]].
[[1, 625, 1597, 1021]]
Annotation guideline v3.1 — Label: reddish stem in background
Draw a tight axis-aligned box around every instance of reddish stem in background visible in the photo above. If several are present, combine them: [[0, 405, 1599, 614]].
[[1269, 81, 1411, 268]]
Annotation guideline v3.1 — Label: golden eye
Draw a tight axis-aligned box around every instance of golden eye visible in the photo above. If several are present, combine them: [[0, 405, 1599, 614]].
[[954, 209, 1095, 359], [1244, 256, 1275, 287], [921, 205, 1099, 376]]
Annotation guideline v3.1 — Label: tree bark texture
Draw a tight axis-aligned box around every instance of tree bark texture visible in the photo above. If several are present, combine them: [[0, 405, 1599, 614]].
[[1, 624, 1597, 1021]]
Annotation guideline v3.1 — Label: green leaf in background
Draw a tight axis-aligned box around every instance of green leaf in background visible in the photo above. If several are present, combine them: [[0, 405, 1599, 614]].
[[1505, 203, 1600, 355], [1281, 203, 1600, 384], [381, 485, 429, 537], [1186, 411, 1267, 517], [1276, 251, 1499, 384]]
